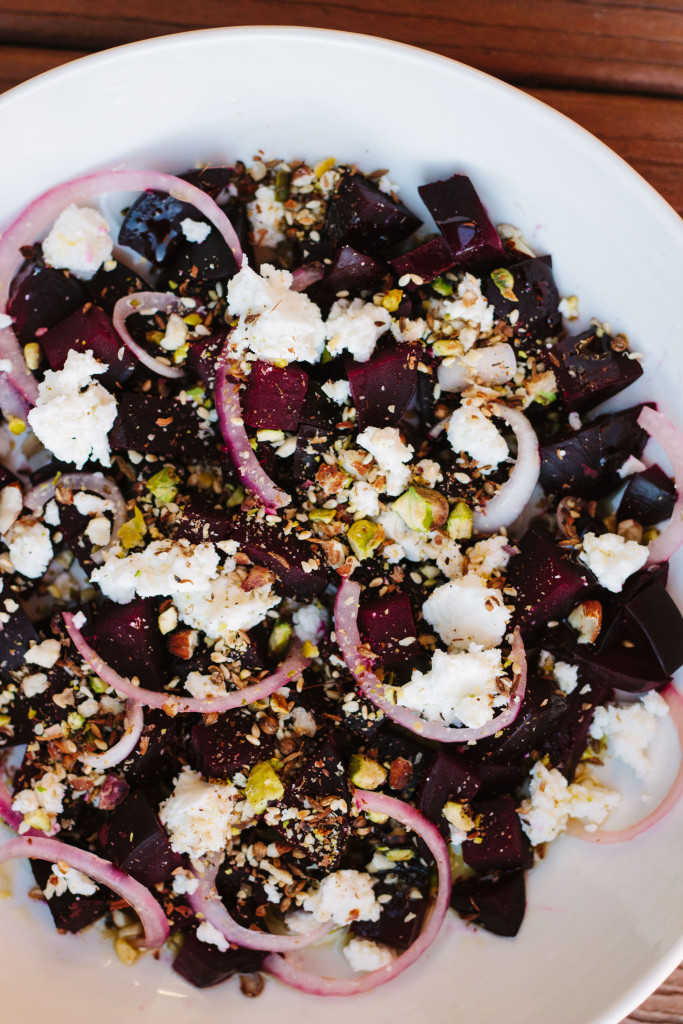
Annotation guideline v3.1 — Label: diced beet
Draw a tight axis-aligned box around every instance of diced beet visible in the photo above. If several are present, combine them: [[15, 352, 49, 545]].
[[507, 522, 594, 637], [371, 729, 431, 801], [473, 675, 566, 765], [540, 672, 612, 778], [293, 424, 333, 483], [190, 715, 275, 779], [617, 464, 676, 526], [174, 493, 232, 545], [121, 708, 182, 787], [57, 501, 97, 573], [450, 871, 526, 937], [462, 795, 532, 873], [31, 860, 114, 933], [325, 173, 421, 253], [0, 664, 72, 748], [314, 245, 386, 297], [0, 581, 38, 675], [348, 343, 418, 431], [417, 751, 482, 838], [242, 361, 309, 431], [352, 867, 429, 949], [163, 223, 237, 286], [216, 859, 273, 929], [415, 353, 439, 431], [119, 191, 193, 264], [172, 927, 265, 989], [89, 598, 168, 691], [182, 166, 234, 197], [230, 512, 331, 598], [109, 393, 218, 461], [186, 331, 226, 391], [471, 762, 527, 799], [624, 582, 683, 676], [390, 235, 455, 285], [549, 327, 644, 413], [484, 256, 561, 342], [82, 260, 151, 316], [417, 174, 504, 270], [358, 591, 420, 666], [39, 305, 136, 388], [8, 262, 86, 343], [100, 789, 182, 886], [539, 405, 651, 499]]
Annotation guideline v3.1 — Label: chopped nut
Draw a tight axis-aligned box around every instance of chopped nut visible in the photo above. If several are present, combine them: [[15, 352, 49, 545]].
[[167, 629, 198, 660], [617, 518, 644, 544], [567, 600, 602, 644], [158, 601, 178, 635], [388, 757, 413, 790], [241, 566, 276, 592], [239, 973, 265, 998]]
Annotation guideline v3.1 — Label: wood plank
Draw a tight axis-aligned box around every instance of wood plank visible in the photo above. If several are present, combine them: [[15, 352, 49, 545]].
[[0, 45, 85, 96], [624, 962, 683, 1023], [0, 0, 681, 95]]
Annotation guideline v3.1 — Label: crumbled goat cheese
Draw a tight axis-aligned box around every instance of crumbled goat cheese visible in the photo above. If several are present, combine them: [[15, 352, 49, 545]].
[[357, 426, 413, 496], [347, 480, 381, 519], [579, 532, 648, 593], [377, 509, 464, 579], [25, 638, 61, 669], [0, 484, 22, 534], [44, 500, 60, 526], [414, 458, 443, 487], [72, 492, 112, 516], [27, 349, 117, 469], [227, 260, 326, 364], [291, 706, 317, 737], [184, 671, 227, 701], [247, 185, 286, 248], [321, 379, 351, 405], [42, 204, 113, 279], [422, 575, 510, 650], [159, 767, 239, 860], [553, 661, 579, 695], [174, 566, 280, 639], [467, 534, 511, 576], [302, 869, 381, 926], [343, 937, 395, 973], [390, 317, 427, 343], [196, 920, 229, 952], [398, 645, 506, 728], [160, 313, 189, 352], [589, 692, 669, 778], [519, 762, 620, 845], [439, 274, 495, 344], [617, 455, 646, 479], [91, 539, 220, 605], [43, 864, 98, 900], [85, 517, 111, 547], [4, 518, 53, 578], [293, 603, 328, 644], [447, 404, 508, 474], [22, 672, 49, 697], [325, 298, 391, 362], [12, 770, 66, 832], [172, 870, 199, 895], [283, 910, 320, 934], [180, 217, 212, 244]]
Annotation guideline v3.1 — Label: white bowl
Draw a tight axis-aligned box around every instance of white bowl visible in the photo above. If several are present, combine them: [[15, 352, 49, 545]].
[[1, 26, 682, 1024]]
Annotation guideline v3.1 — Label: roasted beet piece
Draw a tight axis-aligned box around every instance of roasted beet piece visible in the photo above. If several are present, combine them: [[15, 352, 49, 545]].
[[299, 379, 344, 430], [325, 173, 421, 252], [450, 870, 526, 937], [31, 860, 114, 933], [314, 245, 386, 297], [417, 751, 482, 838], [109, 393, 217, 461], [174, 493, 232, 545], [624, 581, 683, 676], [0, 582, 38, 677], [473, 675, 566, 766], [352, 865, 429, 949], [82, 260, 151, 316], [549, 327, 643, 413], [39, 305, 136, 388], [484, 256, 561, 342], [539, 405, 650, 499], [191, 715, 275, 779], [242, 361, 309, 431], [462, 795, 532, 874], [173, 927, 265, 988], [358, 591, 420, 666], [8, 262, 86, 343], [230, 512, 331, 598], [507, 522, 593, 637], [186, 331, 226, 391], [293, 423, 333, 483], [100, 789, 182, 886], [348, 343, 418, 431], [0, 664, 72, 748], [57, 501, 98, 573], [472, 762, 527, 799], [617, 464, 676, 526], [121, 708, 182, 786], [119, 191, 193, 264], [89, 598, 168, 691], [417, 174, 504, 270], [540, 674, 612, 778], [216, 859, 273, 929], [390, 235, 455, 285], [163, 224, 236, 285]]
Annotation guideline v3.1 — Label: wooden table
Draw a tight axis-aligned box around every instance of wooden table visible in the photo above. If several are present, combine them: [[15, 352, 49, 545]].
[[0, 2, 682, 1020]]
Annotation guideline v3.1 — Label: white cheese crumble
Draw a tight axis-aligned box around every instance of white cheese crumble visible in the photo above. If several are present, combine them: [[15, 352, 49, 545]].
[[357, 426, 413, 496], [302, 869, 381, 926], [414, 458, 443, 487], [85, 516, 111, 547], [0, 313, 13, 330], [292, 603, 328, 644], [447, 404, 508, 474], [467, 534, 511, 576], [325, 298, 391, 362], [12, 770, 66, 832], [4, 518, 53, 578], [24, 638, 61, 669], [43, 863, 98, 900], [390, 317, 427, 343], [321, 379, 352, 405], [196, 920, 229, 952], [72, 492, 112, 516], [422, 575, 510, 650], [397, 644, 506, 728], [0, 484, 22, 535], [347, 480, 381, 519], [42, 204, 113, 279], [519, 762, 620, 845], [438, 274, 495, 345], [22, 672, 49, 697], [159, 767, 239, 861], [91, 539, 220, 605], [343, 937, 395, 973], [44, 499, 60, 526], [589, 692, 669, 778], [172, 869, 200, 896], [159, 313, 189, 352], [247, 185, 286, 248], [27, 349, 117, 469], [227, 260, 326, 364], [579, 532, 648, 593], [180, 217, 212, 244], [553, 661, 579, 695], [377, 509, 464, 580], [173, 566, 280, 639], [617, 455, 646, 479], [183, 671, 227, 701]]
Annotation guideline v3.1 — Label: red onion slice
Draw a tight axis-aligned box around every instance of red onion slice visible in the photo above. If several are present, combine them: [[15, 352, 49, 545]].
[[0, 755, 25, 833], [0, 834, 169, 947], [79, 700, 144, 770], [263, 789, 452, 996], [334, 578, 526, 742], [63, 611, 309, 714], [188, 860, 334, 952], [472, 402, 540, 534], [112, 292, 189, 379], [567, 685, 683, 844], [24, 471, 126, 564], [215, 340, 292, 509], [290, 263, 325, 292], [437, 343, 517, 392], [637, 406, 683, 564]]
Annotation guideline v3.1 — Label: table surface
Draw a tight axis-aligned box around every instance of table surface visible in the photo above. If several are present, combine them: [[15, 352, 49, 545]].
[[0, 2, 682, 1020]]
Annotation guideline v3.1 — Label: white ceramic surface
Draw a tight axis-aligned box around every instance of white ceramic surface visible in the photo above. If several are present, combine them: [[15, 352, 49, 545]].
[[1, 26, 682, 1024]]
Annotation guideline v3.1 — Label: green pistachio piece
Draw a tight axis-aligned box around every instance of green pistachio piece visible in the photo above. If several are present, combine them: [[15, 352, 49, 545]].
[[268, 621, 292, 658], [490, 267, 517, 302], [349, 754, 388, 791], [447, 501, 473, 540], [118, 505, 147, 551], [245, 762, 285, 814], [147, 466, 180, 505], [431, 276, 453, 297], [347, 519, 384, 561]]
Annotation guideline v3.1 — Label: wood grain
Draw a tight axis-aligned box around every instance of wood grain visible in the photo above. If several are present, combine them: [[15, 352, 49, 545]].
[[0, 0, 682, 95], [625, 963, 683, 1023]]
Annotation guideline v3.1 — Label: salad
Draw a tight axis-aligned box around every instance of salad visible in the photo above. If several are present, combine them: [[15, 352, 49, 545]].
[[0, 155, 682, 997]]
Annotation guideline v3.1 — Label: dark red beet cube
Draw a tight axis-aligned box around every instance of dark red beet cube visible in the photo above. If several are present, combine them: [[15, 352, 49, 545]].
[[352, 868, 429, 949], [242, 361, 309, 431], [417, 751, 482, 838], [315, 245, 386, 296], [31, 860, 114, 933], [325, 172, 421, 252], [348, 343, 418, 431], [82, 260, 150, 316], [191, 715, 275, 780], [471, 762, 527, 799], [100, 789, 182, 886], [57, 501, 98, 573], [172, 927, 265, 988], [462, 795, 532, 873], [450, 870, 526, 937], [174, 494, 232, 545], [121, 708, 182, 786], [358, 591, 420, 665], [390, 235, 455, 285], [540, 673, 612, 778], [89, 597, 168, 692], [8, 262, 86, 343], [186, 332, 226, 391], [39, 305, 136, 388], [0, 580, 38, 674], [549, 327, 644, 413], [230, 512, 331, 598], [617, 464, 676, 527], [119, 190, 193, 264], [417, 174, 504, 271], [625, 581, 683, 676], [293, 423, 333, 483], [109, 393, 217, 461], [163, 223, 237, 284], [473, 674, 566, 765], [484, 256, 561, 342]]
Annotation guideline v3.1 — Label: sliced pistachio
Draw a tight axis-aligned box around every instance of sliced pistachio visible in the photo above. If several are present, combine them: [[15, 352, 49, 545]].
[[347, 519, 384, 561], [392, 487, 432, 532], [447, 501, 473, 541], [349, 754, 388, 791], [381, 289, 403, 313], [490, 267, 517, 302], [442, 800, 474, 833], [117, 505, 147, 551], [245, 762, 284, 815], [308, 508, 336, 523], [147, 466, 180, 505], [431, 276, 453, 297], [268, 621, 292, 658]]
